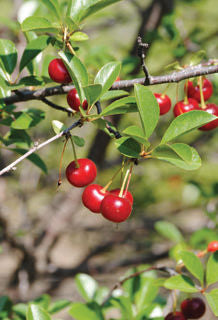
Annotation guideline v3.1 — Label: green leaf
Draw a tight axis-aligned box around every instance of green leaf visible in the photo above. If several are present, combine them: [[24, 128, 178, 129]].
[[134, 84, 159, 139], [100, 90, 129, 101], [64, 17, 80, 31], [21, 17, 59, 33], [135, 278, 159, 313], [100, 97, 137, 116], [69, 302, 104, 320], [48, 300, 71, 314], [92, 118, 118, 137], [83, 84, 102, 106], [155, 221, 184, 243], [190, 50, 206, 66], [206, 252, 218, 286], [33, 295, 50, 310], [161, 110, 217, 144], [205, 289, 218, 316], [10, 148, 47, 173], [71, 135, 85, 147], [39, 0, 61, 20], [122, 125, 150, 147], [0, 39, 17, 74], [94, 61, 121, 97], [179, 251, 204, 285], [20, 36, 51, 72], [71, 32, 89, 41], [115, 136, 141, 158], [93, 287, 109, 304], [11, 112, 33, 130], [12, 303, 27, 319], [75, 274, 98, 301], [18, 76, 45, 87], [27, 304, 51, 320], [164, 275, 198, 293], [111, 296, 133, 319], [0, 296, 12, 313], [52, 120, 67, 134]]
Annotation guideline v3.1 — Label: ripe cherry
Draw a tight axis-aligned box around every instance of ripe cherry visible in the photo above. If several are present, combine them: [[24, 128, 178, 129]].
[[186, 78, 213, 102], [100, 194, 132, 223], [173, 98, 199, 117], [198, 104, 218, 131], [82, 184, 109, 213], [165, 312, 186, 320], [66, 158, 97, 187], [154, 93, 171, 115], [110, 189, 133, 206], [207, 240, 218, 252], [181, 297, 206, 319], [67, 88, 88, 112], [48, 59, 71, 84]]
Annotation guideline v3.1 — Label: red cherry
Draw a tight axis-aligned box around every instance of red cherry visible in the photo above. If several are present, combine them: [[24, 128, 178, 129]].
[[48, 59, 71, 84], [66, 158, 97, 187], [110, 189, 133, 206], [165, 312, 187, 320], [187, 79, 213, 102], [154, 93, 171, 115], [173, 98, 199, 117], [198, 104, 218, 131], [67, 88, 88, 112], [207, 240, 218, 252], [181, 298, 206, 319], [100, 194, 132, 223], [82, 184, 109, 213]]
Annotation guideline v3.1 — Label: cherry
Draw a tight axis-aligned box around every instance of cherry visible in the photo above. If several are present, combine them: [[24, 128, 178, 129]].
[[207, 240, 218, 252], [67, 88, 88, 112], [110, 188, 133, 206], [173, 98, 199, 117], [154, 93, 171, 115], [198, 104, 218, 131], [66, 158, 97, 187], [181, 298, 206, 319], [100, 194, 132, 223], [165, 312, 187, 320], [186, 79, 213, 102], [82, 184, 109, 213], [48, 59, 71, 84]]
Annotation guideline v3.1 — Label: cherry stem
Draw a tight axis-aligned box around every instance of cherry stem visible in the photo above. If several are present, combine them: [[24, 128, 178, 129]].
[[161, 83, 170, 97], [120, 157, 126, 187], [176, 82, 179, 103], [199, 76, 206, 109], [123, 162, 134, 198], [184, 79, 189, 104], [66, 41, 76, 56], [58, 136, 69, 186], [102, 163, 126, 193], [172, 290, 177, 313], [70, 136, 79, 168], [119, 164, 131, 197], [197, 249, 207, 258]]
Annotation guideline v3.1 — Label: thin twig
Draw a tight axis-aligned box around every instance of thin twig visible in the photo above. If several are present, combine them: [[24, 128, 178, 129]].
[[40, 97, 74, 115], [137, 36, 150, 85]]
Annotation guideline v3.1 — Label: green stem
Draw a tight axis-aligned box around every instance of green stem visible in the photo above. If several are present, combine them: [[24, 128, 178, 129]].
[[184, 79, 189, 104], [123, 163, 133, 198], [119, 165, 131, 197], [161, 83, 170, 97], [176, 83, 179, 103], [102, 162, 126, 193], [199, 76, 206, 109], [70, 136, 79, 168]]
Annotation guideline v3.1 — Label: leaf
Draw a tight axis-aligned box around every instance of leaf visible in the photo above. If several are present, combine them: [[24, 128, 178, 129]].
[[206, 252, 218, 286], [100, 97, 137, 116], [205, 289, 218, 316], [21, 17, 59, 33], [26, 304, 51, 320], [93, 287, 109, 304], [71, 135, 85, 147], [111, 296, 133, 319], [155, 221, 184, 243], [75, 274, 98, 301], [94, 61, 121, 97], [0, 296, 12, 313], [69, 302, 104, 320], [83, 84, 102, 106], [71, 32, 89, 41], [100, 90, 129, 101], [18, 76, 45, 87], [0, 39, 17, 74], [33, 295, 51, 310], [19, 36, 51, 72], [52, 120, 67, 134], [135, 278, 159, 313], [164, 275, 198, 293], [190, 50, 206, 66], [179, 251, 204, 285], [122, 125, 150, 147], [39, 0, 61, 20], [11, 148, 47, 173], [115, 137, 141, 158], [134, 84, 159, 139], [48, 300, 71, 314], [12, 303, 27, 318], [11, 112, 33, 130], [161, 110, 217, 144]]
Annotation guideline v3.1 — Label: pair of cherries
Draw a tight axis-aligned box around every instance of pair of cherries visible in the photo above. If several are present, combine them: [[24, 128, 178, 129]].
[[165, 297, 206, 320], [65, 158, 133, 223]]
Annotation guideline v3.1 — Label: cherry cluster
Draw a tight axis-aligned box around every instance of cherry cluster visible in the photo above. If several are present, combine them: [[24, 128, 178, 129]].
[[165, 297, 206, 320]]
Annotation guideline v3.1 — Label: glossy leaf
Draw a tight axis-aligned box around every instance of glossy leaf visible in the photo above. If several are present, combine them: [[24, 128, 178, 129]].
[[26, 304, 51, 320], [48, 300, 71, 314], [100, 90, 129, 101], [18, 76, 45, 87], [161, 110, 217, 144], [11, 113, 33, 130], [164, 275, 198, 293], [52, 120, 67, 134], [72, 135, 85, 147], [69, 302, 104, 320], [75, 274, 98, 302], [39, 0, 61, 20], [155, 221, 184, 243], [111, 296, 133, 319], [115, 137, 141, 158], [12, 303, 27, 318], [83, 84, 102, 106], [135, 278, 159, 313], [179, 251, 204, 285], [11, 148, 47, 173], [71, 32, 89, 41], [94, 61, 121, 97], [100, 97, 136, 116], [206, 252, 218, 286], [21, 17, 59, 33], [134, 84, 159, 138], [122, 125, 150, 147], [205, 289, 218, 316], [0, 39, 17, 74]]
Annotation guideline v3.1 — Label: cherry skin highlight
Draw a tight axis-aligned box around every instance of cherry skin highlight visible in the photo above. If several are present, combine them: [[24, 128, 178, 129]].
[[66, 158, 97, 187], [207, 240, 218, 252], [82, 184, 109, 213], [48, 59, 71, 84], [198, 104, 218, 131], [173, 98, 199, 117], [181, 298, 206, 319], [110, 188, 133, 206], [187, 78, 213, 102], [165, 312, 187, 320], [154, 93, 171, 115], [100, 194, 132, 223], [67, 88, 88, 112]]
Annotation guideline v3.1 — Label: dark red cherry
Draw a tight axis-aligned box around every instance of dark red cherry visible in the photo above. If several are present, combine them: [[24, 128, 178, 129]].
[[198, 104, 218, 131], [48, 59, 71, 84], [165, 312, 187, 320], [82, 184, 109, 213], [173, 98, 199, 117], [187, 79, 213, 102], [66, 158, 97, 187], [207, 240, 218, 252], [110, 189, 133, 206], [181, 298, 206, 319], [154, 93, 171, 115], [67, 88, 88, 112], [100, 194, 132, 223]]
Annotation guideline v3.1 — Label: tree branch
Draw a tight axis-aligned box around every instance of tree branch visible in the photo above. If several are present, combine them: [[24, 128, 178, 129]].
[[40, 97, 74, 115]]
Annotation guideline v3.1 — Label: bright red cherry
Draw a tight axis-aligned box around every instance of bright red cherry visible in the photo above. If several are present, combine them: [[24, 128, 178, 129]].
[[100, 194, 132, 223], [207, 240, 218, 252], [181, 298, 206, 319], [66, 158, 97, 187], [82, 184, 109, 213], [198, 104, 218, 131], [173, 98, 199, 117], [154, 93, 171, 115], [186, 78, 213, 102], [67, 88, 88, 112], [165, 312, 186, 320], [48, 59, 71, 84], [110, 189, 133, 206]]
